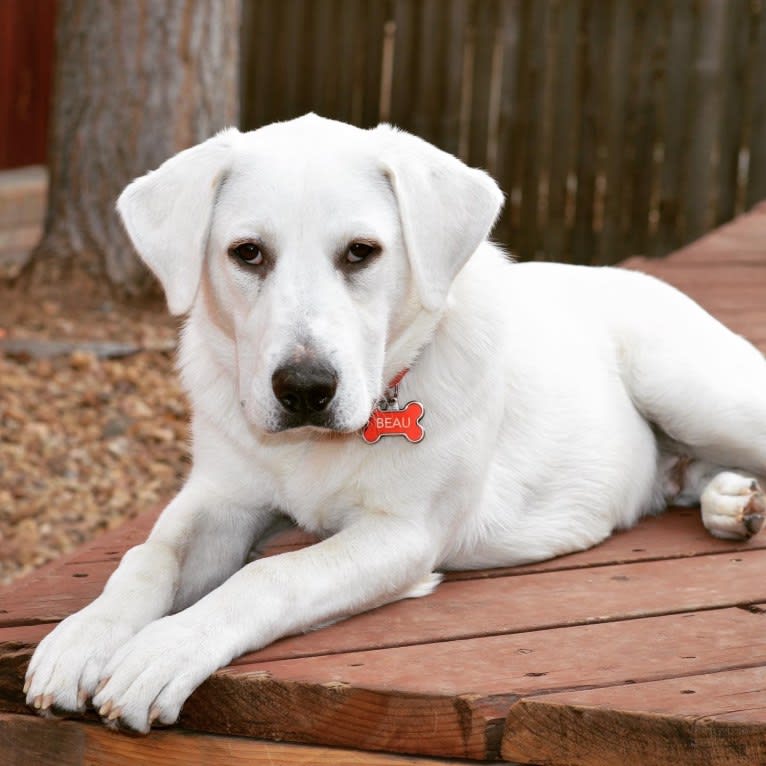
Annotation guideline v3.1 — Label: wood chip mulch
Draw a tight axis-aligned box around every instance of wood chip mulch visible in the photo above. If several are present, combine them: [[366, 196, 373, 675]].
[[0, 280, 190, 584]]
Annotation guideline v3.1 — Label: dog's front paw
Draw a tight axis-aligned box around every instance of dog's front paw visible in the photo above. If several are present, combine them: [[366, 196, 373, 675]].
[[25, 607, 137, 716], [701, 471, 766, 540], [91, 616, 224, 733]]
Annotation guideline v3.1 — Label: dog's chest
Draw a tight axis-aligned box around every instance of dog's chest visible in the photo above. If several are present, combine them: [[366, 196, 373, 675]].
[[264, 440, 378, 535]]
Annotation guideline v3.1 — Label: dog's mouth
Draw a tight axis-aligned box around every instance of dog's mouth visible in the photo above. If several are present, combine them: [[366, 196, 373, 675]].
[[270, 410, 342, 433], [263, 419, 364, 443], [263, 403, 372, 437]]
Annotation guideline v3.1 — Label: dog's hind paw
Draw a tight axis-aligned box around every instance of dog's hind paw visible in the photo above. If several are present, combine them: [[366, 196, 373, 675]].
[[701, 472, 766, 540]]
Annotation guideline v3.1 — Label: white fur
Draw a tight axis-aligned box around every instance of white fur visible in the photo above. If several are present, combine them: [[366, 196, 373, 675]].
[[25, 115, 766, 733]]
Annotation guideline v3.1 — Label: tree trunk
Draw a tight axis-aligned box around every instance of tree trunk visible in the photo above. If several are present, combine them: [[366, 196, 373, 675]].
[[25, 0, 240, 295]]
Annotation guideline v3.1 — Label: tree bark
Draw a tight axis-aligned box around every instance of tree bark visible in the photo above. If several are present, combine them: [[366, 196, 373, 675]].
[[25, 0, 240, 295]]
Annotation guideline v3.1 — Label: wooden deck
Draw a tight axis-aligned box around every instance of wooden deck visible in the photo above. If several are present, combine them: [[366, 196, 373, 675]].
[[2, 203, 766, 765]]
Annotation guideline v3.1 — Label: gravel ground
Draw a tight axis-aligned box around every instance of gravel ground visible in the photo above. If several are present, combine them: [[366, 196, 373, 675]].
[[0, 281, 189, 584]]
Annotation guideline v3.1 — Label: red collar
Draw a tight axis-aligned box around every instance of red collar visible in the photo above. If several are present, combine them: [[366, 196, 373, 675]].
[[386, 368, 409, 390]]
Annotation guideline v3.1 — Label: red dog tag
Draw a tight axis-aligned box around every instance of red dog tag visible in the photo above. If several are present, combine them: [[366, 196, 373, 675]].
[[361, 400, 425, 444]]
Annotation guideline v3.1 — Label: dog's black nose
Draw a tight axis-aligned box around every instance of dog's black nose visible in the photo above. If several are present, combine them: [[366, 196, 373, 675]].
[[272, 361, 338, 417]]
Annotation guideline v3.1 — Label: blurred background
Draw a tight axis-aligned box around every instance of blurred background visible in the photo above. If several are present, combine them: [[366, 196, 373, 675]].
[[2, 0, 766, 280], [1, 0, 765, 582]]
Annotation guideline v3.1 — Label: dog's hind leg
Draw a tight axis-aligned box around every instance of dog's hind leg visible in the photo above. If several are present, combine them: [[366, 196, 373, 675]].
[[611, 272, 766, 540], [615, 274, 766, 469], [664, 457, 766, 540]]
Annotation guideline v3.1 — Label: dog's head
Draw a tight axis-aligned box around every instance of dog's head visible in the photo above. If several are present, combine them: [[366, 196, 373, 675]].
[[117, 115, 502, 435]]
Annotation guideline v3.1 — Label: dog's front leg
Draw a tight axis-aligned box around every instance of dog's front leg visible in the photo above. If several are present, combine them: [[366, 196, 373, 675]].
[[90, 513, 439, 733], [24, 475, 271, 717]]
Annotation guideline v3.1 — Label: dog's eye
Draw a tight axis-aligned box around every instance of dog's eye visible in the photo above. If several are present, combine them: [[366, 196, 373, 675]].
[[230, 242, 263, 266], [346, 242, 378, 264]]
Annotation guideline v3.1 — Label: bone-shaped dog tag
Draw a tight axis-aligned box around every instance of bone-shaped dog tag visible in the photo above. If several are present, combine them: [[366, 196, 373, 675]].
[[361, 400, 425, 444]]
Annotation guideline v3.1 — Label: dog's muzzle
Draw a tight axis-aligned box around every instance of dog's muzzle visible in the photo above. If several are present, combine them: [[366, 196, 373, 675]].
[[271, 359, 339, 428]]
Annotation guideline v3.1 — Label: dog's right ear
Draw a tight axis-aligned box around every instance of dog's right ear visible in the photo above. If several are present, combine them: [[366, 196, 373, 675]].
[[117, 128, 240, 315]]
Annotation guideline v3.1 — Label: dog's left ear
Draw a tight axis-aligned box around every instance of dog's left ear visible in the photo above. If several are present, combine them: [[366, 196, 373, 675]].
[[117, 127, 240, 315], [374, 125, 504, 312]]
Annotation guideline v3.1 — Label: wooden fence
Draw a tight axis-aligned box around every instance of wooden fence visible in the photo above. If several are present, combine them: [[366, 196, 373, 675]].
[[241, 0, 766, 265]]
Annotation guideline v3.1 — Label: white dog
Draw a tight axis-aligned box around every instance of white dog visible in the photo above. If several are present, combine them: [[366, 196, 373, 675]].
[[25, 114, 766, 732]]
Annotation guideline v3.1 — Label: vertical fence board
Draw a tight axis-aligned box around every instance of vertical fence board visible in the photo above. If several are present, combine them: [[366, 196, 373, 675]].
[[268, 0, 294, 123], [518, 0, 551, 261], [544, 0, 580, 262], [439, 0, 470, 155], [747, 0, 766, 207], [571, 1, 608, 263], [598, 0, 633, 264], [467, 0, 499, 169], [239, 0, 257, 129], [348, 0, 367, 125], [244, 0, 279, 128], [390, 0, 418, 131], [714, 0, 749, 225], [297, 1, 318, 118], [439, 0, 471, 156], [413, 0, 447, 143], [316, 0, 341, 117], [491, 1, 522, 248], [281, 0, 307, 119], [682, 0, 727, 243], [504, 0, 535, 248], [336, 0, 359, 122], [653, 0, 696, 257], [239, 0, 766, 264], [627, 1, 664, 259], [361, 0, 389, 127], [618, 0, 644, 259]]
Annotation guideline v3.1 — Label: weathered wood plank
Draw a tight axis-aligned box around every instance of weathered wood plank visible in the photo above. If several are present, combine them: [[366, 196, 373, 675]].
[[5, 609, 766, 759], [215, 607, 766, 694], [502, 665, 766, 765], [664, 201, 766, 258], [181, 608, 766, 759], [0, 625, 51, 717], [0, 713, 482, 766], [6, 546, 766, 672], [4, 507, 763, 631], [0, 639, 512, 761], [230, 549, 766, 663], [616, 275, 766, 313], [0, 712, 86, 766], [630, 256, 766, 282], [183, 674, 514, 761], [265, 512, 732, 573], [447, 507, 766, 581]]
